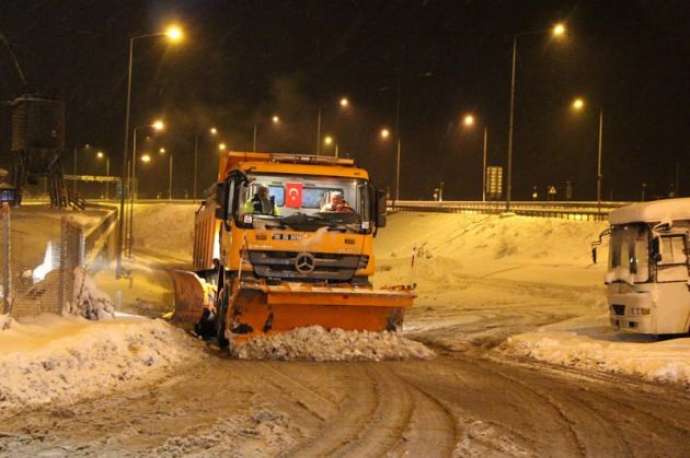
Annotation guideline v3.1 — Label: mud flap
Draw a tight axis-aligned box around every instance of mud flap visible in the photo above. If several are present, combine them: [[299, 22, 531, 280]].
[[227, 282, 415, 340]]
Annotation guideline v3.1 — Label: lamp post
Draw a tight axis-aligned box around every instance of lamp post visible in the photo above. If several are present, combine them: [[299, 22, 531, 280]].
[[125, 119, 165, 257], [323, 135, 339, 158], [505, 22, 566, 211], [379, 127, 401, 203], [117, 24, 183, 274], [571, 97, 605, 213], [96, 151, 110, 199], [315, 97, 351, 155], [158, 147, 173, 200], [462, 114, 489, 202], [252, 115, 280, 152]]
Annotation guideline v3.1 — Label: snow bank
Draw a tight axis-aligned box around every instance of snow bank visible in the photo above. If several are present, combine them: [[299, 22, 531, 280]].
[[502, 315, 690, 386], [154, 408, 296, 457], [0, 316, 204, 415], [68, 267, 116, 320], [233, 326, 435, 362]]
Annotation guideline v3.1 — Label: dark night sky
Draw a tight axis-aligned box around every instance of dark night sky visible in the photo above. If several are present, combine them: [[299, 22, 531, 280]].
[[1, 0, 688, 200]]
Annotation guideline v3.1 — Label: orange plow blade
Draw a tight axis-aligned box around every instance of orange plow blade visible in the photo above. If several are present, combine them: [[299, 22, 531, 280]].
[[228, 282, 415, 339], [168, 270, 213, 329]]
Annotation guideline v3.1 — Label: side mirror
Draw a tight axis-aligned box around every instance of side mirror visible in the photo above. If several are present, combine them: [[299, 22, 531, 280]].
[[376, 189, 387, 228], [214, 182, 228, 220], [651, 237, 662, 263]]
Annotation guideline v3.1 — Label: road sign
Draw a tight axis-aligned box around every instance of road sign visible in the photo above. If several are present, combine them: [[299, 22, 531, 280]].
[[486, 166, 503, 200]]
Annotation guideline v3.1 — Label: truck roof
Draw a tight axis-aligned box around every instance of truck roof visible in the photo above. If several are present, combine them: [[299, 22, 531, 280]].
[[218, 151, 369, 180], [609, 198, 690, 225]]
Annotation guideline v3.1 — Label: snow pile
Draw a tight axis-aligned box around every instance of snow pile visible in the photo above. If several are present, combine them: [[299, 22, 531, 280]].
[[0, 316, 204, 415], [154, 408, 296, 457], [67, 267, 116, 320], [502, 315, 690, 385], [233, 326, 435, 361]]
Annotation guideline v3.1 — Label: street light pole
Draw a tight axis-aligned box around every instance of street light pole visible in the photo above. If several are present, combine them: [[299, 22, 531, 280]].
[[506, 35, 517, 211], [105, 157, 110, 199], [193, 134, 198, 199], [168, 151, 173, 200], [315, 106, 322, 155], [252, 123, 258, 152], [117, 36, 135, 275], [597, 108, 604, 214], [482, 126, 488, 202]]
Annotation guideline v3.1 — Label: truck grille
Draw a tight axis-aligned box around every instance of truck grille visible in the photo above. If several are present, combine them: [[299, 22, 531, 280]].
[[248, 250, 369, 282], [611, 304, 625, 316]]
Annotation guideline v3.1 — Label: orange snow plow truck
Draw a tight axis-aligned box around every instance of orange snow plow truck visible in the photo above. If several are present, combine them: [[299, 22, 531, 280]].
[[170, 151, 415, 346]]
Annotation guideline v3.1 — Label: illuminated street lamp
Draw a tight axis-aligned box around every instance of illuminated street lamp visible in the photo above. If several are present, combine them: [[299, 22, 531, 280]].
[[218, 142, 227, 151], [571, 97, 585, 111], [323, 135, 339, 157], [140, 154, 152, 164], [118, 23, 184, 273], [379, 127, 402, 202], [462, 114, 489, 202], [252, 115, 281, 152], [316, 97, 353, 155], [209, 127, 218, 136], [380, 128, 390, 140], [571, 97, 605, 213], [96, 151, 111, 199], [505, 21, 567, 211]]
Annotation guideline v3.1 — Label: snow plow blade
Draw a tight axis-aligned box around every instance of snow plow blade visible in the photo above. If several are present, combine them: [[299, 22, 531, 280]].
[[228, 282, 415, 339], [168, 269, 211, 329]]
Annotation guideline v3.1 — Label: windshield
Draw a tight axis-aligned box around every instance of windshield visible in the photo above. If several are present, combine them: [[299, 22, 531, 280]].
[[608, 223, 650, 283], [235, 173, 370, 232]]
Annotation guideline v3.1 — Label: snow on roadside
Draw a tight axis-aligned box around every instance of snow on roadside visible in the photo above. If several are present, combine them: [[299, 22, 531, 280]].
[[0, 315, 205, 416], [501, 314, 690, 386], [233, 326, 435, 362], [154, 408, 296, 458]]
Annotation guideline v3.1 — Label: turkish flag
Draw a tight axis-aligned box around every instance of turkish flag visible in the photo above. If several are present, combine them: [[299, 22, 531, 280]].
[[285, 183, 303, 208]]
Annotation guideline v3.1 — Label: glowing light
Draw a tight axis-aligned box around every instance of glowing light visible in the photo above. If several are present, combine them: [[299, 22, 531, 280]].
[[323, 136, 333, 146], [141, 154, 152, 163], [209, 127, 218, 136], [96, 151, 105, 159], [218, 142, 227, 151], [463, 114, 475, 127], [271, 115, 280, 124], [339, 97, 349, 108], [151, 120, 165, 131], [159, 147, 166, 154], [552, 23, 566, 37], [572, 97, 585, 111], [380, 128, 390, 140], [165, 24, 184, 43]]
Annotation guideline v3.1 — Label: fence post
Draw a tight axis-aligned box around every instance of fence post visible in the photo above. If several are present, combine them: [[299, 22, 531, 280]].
[[1, 204, 11, 315]]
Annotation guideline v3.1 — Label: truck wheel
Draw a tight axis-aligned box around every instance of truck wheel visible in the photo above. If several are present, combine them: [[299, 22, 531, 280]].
[[215, 287, 230, 349]]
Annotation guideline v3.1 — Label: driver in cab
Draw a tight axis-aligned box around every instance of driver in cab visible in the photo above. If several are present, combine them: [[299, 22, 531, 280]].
[[321, 193, 354, 213], [243, 184, 279, 215]]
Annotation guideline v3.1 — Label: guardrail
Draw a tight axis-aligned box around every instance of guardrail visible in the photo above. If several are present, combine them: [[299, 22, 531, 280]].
[[389, 200, 632, 221]]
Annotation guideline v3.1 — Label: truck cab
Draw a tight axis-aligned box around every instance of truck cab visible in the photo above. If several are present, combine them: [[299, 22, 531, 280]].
[[603, 198, 690, 334]]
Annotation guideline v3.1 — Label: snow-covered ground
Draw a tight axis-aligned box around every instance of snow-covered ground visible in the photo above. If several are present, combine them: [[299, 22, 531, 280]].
[[0, 314, 204, 416], [378, 211, 690, 386], [131, 203, 197, 264]]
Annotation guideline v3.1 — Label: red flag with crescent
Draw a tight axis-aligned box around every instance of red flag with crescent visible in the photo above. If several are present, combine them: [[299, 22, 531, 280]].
[[285, 183, 303, 208]]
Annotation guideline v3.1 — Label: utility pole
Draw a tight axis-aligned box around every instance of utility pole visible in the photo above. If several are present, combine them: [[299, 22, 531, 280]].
[[596, 109, 604, 214], [482, 126, 488, 202], [506, 35, 517, 212], [168, 152, 173, 200], [315, 107, 322, 155], [193, 134, 198, 199], [252, 123, 258, 152]]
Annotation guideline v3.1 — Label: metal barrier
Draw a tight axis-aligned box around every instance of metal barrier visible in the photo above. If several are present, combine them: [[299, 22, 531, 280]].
[[389, 200, 632, 221]]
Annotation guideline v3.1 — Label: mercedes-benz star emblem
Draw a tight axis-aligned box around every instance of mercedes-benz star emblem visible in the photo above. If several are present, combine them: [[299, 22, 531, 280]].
[[295, 252, 316, 274]]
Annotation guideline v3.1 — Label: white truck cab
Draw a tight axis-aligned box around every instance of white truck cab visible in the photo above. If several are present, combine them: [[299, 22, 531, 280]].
[[599, 198, 690, 334]]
